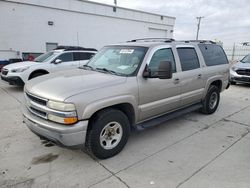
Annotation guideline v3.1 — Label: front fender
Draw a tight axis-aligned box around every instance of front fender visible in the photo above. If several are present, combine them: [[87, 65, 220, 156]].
[[81, 95, 139, 122]]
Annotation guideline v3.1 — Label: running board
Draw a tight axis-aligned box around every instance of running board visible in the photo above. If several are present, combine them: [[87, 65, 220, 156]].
[[135, 103, 202, 131]]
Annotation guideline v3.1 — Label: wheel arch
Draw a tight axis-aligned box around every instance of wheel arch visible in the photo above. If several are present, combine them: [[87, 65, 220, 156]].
[[202, 77, 223, 99], [28, 69, 49, 80], [85, 101, 137, 133]]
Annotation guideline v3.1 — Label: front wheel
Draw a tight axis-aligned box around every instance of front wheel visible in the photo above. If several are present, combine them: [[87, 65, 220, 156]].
[[201, 85, 220, 114], [86, 109, 130, 159]]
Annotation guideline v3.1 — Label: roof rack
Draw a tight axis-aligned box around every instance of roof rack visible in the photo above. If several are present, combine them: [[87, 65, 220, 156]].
[[128, 38, 175, 43], [54, 46, 97, 51], [179, 40, 216, 44]]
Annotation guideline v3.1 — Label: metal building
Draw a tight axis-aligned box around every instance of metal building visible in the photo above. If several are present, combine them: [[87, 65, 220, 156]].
[[0, 0, 175, 60]]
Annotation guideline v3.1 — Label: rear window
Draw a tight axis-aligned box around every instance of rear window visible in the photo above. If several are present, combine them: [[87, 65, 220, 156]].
[[198, 44, 228, 66]]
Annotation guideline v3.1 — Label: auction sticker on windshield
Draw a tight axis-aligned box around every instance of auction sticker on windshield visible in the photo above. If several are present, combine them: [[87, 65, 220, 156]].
[[120, 49, 134, 54]]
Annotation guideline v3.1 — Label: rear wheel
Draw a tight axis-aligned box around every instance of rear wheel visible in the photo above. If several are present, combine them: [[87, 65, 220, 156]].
[[86, 109, 130, 159], [201, 85, 220, 114]]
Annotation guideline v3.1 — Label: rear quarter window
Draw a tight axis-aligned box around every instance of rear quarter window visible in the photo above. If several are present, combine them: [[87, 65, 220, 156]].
[[198, 44, 228, 66]]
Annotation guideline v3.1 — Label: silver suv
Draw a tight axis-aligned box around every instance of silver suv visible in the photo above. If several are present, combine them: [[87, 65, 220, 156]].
[[22, 39, 230, 159]]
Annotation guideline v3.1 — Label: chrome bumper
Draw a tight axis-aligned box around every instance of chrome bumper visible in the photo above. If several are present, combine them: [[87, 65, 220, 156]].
[[230, 70, 250, 83], [22, 106, 88, 147]]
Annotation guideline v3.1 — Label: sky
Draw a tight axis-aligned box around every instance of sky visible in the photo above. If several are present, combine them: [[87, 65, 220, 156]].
[[88, 0, 250, 47]]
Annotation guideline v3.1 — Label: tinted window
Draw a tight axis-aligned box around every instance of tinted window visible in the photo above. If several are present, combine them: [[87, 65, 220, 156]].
[[148, 48, 176, 72], [56, 53, 73, 62], [177, 48, 200, 71], [198, 44, 228, 66], [74, 52, 95, 61]]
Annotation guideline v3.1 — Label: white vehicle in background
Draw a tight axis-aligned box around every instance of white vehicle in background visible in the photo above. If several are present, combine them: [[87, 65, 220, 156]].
[[1, 46, 97, 86]]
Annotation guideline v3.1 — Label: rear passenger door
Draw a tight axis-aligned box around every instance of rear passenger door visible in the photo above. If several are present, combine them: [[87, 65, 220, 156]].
[[176, 46, 205, 106], [74, 52, 95, 67]]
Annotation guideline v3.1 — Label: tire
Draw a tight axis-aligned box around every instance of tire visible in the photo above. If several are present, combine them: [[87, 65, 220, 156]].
[[230, 81, 236, 85], [201, 85, 220, 114], [29, 72, 46, 80], [86, 109, 130, 159]]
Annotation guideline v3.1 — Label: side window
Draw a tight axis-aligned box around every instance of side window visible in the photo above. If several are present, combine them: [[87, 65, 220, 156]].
[[148, 48, 176, 73], [177, 48, 200, 71], [56, 53, 73, 62], [73, 52, 95, 61], [198, 44, 228, 66]]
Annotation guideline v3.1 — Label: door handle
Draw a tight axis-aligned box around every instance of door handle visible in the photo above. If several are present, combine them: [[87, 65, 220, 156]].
[[197, 74, 202, 78], [174, 78, 180, 84]]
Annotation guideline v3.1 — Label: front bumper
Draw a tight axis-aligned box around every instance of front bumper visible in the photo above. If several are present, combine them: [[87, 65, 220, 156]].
[[230, 70, 250, 84], [1, 75, 24, 86], [22, 105, 88, 147]]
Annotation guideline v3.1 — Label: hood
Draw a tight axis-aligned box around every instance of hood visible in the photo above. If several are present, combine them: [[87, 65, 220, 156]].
[[234, 62, 250, 69], [25, 69, 127, 101], [4, 61, 40, 70]]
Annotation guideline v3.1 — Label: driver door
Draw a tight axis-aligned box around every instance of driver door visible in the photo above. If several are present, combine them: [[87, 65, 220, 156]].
[[138, 47, 181, 121], [50, 52, 78, 72]]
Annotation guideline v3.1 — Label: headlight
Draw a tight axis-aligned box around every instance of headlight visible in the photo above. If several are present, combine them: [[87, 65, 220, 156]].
[[47, 100, 76, 111], [11, 66, 30, 73], [47, 100, 77, 124]]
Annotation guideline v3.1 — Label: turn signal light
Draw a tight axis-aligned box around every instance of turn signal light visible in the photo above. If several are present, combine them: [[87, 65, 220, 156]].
[[64, 117, 78, 125]]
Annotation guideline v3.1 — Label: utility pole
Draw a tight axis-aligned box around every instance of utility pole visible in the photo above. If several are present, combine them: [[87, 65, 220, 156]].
[[196, 16, 204, 40], [114, 0, 117, 6]]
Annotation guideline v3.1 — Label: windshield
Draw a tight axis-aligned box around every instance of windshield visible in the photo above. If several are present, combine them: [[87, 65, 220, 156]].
[[34, 51, 59, 63], [241, 54, 250, 63], [86, 46, 148, 76]]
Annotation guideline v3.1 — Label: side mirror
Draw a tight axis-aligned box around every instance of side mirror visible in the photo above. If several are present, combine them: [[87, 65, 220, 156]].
[[143, 61, 172, 79], [54, 59, 62, 64], [158, 61, 172, 79], [143, 65, 151, 77]]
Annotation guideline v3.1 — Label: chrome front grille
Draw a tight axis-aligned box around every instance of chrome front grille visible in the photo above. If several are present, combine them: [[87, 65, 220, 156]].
[[25, 92, 48, 119], [26, 92, 47, 106], [236, 69, 250, 76], [1, 68, 8, 75], [29, 107, 47, 118], [25, 92, 75, 120]]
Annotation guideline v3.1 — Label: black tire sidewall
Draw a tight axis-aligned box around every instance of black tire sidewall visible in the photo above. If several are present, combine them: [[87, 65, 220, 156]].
[[204, 86, 220, 114], [88, 109, 130, 159]]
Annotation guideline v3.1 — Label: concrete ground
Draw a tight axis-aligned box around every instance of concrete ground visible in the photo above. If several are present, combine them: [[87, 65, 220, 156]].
[[0, 79, 250, 188]]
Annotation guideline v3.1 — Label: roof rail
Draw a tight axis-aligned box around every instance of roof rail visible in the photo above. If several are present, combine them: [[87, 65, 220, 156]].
[[54, 46, 97, 51], [128, 38, 175, 43], [179, 40, 216, 44]]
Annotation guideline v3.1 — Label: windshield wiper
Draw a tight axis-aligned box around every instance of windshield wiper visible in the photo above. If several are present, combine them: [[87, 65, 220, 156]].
[[96, 68, 123, 76], [80, 64, 94, 70]]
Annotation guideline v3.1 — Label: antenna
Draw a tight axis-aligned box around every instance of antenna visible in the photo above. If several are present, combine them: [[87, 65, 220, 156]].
[[196, 16, 204, 40], [77, 32, 79, 46]]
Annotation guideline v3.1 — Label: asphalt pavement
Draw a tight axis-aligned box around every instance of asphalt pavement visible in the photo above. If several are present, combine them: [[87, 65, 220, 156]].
[[0, 80, 250, 188]]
